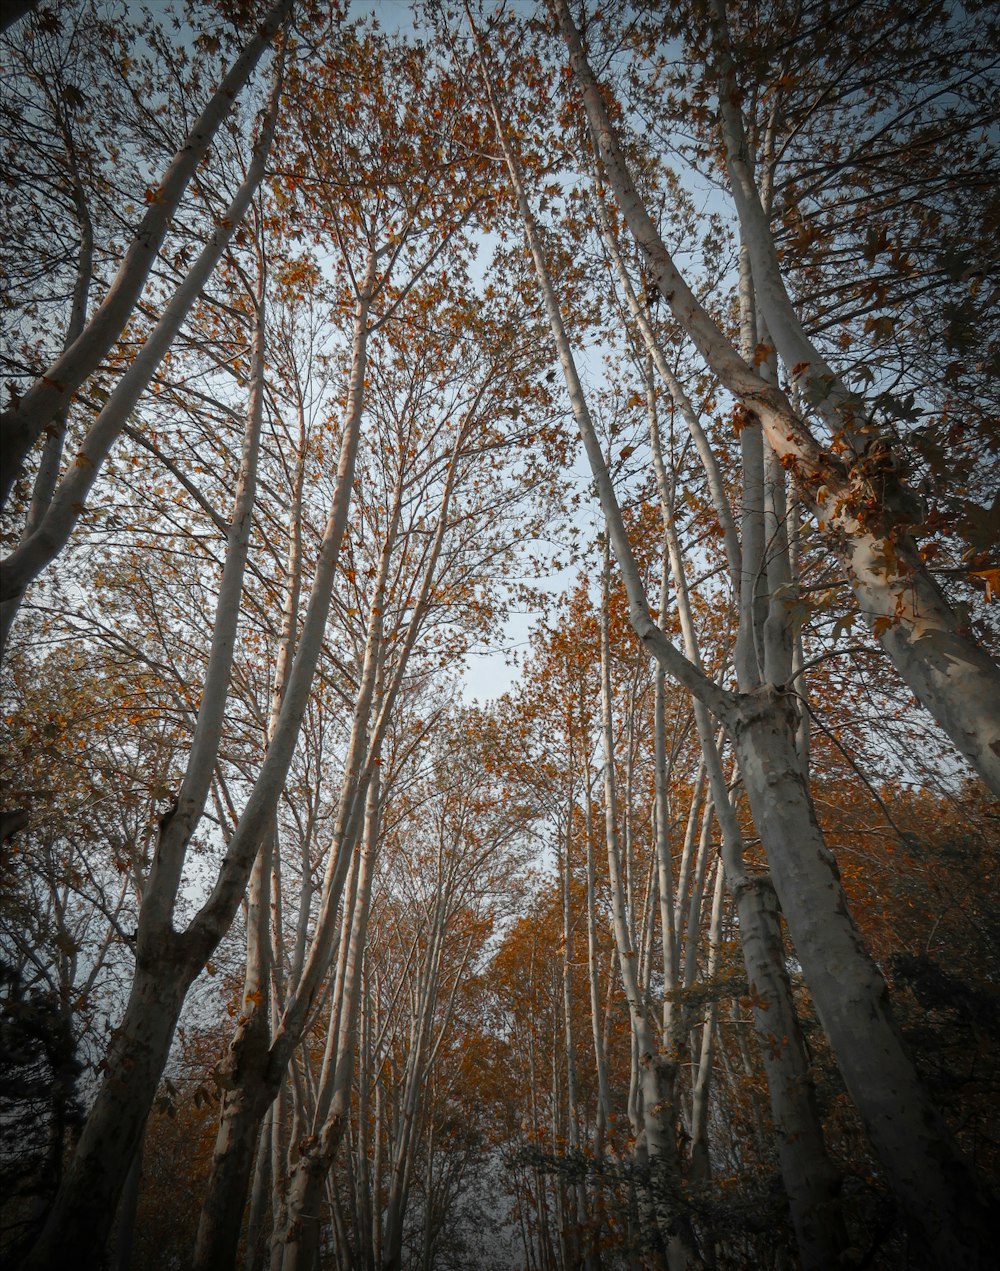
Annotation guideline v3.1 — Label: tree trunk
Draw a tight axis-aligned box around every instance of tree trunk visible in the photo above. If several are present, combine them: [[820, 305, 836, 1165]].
[[469, 14, 991, 1263], [114, 1126, 144, 1271], [0, 0, 292, 505], [245, 1105, 273, 1271], [194, 821, 278, 1271], [20, 954, 191, 1270], [558, 767, 592, 1269], [188, 252, 378, 1269], [22, 238, 370, 1271], [515, 11, 997, 1261], [195, 1053, 277, 1271], [0, 150, 92, 657], [688, 862, 724, 1187], [19, 248, 272, 1271], [582, 735, 612, 1153], [276, 772, 380, 1271], [646, 325, 849, 1269], [598, 551, 700, 1271], [554, 0, 1000, 797], [0, 60, 284, 611], [733, 687, 995, 1269]]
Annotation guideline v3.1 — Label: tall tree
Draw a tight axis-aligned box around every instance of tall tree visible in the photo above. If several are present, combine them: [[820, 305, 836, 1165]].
[[0, 0, 293, 507], [463, 3, 997, 1262]]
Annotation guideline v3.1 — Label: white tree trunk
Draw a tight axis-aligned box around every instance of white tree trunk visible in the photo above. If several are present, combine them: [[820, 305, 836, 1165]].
[[275, 771, 380, 1271], [474, 9, 993, 1262], [0, 153, 93, 656], [554, 0, 1000, 797], [0, 0, 292, 505], [23, 247, 371, 1271], [734, 688, 995, 1268], [193, 268, 306, 1266], [581, 737, 612, 1152], [598, 550, 701, 1271], [645, 287, 848, 1266], [688, 861, 724, 1186], [20, 247, 271, 1271], [1, 57, 285, 612]]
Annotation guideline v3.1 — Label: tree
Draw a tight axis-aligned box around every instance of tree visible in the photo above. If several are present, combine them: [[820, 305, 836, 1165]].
[[0, 640, 179, 1262], [188, 24, 560, 1265], [3, 3, 997, 1266], [0, 0, 291, 515], [462, 2, 997, 1263]]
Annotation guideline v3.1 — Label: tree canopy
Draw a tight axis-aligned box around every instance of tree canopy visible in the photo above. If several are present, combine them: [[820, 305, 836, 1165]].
[[1, 2, 997, 1269]]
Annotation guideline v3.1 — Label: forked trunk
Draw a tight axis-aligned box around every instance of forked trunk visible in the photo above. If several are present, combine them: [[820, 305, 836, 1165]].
[[23, 245, 368, 1271], [553, 0, 1000, 798], [0, 0, 292, 504]]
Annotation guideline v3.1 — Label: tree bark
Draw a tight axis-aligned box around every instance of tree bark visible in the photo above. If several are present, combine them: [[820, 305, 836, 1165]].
[[733, 687, 995, 1269], [245, 1105, 274, 1271], [0, 0, 292, 506], [0, 129, 93, 657], [646, 302, 849, 1269], [20, 956, 191, 1270], [689, 861, 723, 1187], [475, 10, 996, 1262], [275, 771, 380, 1271], [1, 57, 284, 610], [598, 549, 700, 1271], [554, 0, 1000, 797]]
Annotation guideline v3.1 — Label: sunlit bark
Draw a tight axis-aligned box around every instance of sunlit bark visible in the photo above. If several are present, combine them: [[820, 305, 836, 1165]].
[[554, 0, 1000, 797]]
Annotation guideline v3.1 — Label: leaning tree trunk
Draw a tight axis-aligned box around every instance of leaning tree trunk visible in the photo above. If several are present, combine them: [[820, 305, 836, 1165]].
[[274, 769, 380, 1271], [20, 956, 193, 1271], [19, 250, 271, 1271], [474, 10, 995, 1263], [0, 57, 284, 619], [734, 688, 995, 1269], [191, 279, 294, 1268], [0, 143, 92, 658], [190, 255, 379, 1271], [553, 0, 1000, 799], [0, 0, 292, 507], [22, 242, 367, 1271], [645, 308, 849, 1268]]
